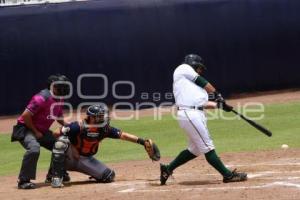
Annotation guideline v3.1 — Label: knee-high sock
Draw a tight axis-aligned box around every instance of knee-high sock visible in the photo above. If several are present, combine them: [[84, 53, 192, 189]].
[[167, 149, 197, 172], [205, 150, 232, 177]]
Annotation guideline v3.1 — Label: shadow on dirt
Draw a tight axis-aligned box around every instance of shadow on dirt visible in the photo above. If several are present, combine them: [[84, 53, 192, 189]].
[[35, 180, 96, 188], [179, 180, 220, 186]]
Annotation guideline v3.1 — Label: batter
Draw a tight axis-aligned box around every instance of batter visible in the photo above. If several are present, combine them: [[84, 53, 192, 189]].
[[160, 54, 247, 185]]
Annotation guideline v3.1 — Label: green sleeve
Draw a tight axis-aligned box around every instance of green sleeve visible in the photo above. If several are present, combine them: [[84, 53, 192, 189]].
[[194, 76, 209, 88]]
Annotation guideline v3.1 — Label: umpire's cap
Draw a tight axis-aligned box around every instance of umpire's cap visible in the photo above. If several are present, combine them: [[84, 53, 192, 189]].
[[184, 54, 206, 70], [47, 74, 70, 96]]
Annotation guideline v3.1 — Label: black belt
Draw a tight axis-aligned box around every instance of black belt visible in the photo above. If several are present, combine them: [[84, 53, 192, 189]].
[[177, 106, 204, 111]]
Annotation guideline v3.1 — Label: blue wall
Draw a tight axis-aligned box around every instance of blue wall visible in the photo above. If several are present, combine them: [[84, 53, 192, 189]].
[[1, 0, 300, 115]]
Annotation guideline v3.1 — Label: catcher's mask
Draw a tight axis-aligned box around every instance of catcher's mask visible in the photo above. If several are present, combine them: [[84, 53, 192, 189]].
[[47, 74, 70, 97], [86, 104, 110, 127], [183, 54, 206, 71]]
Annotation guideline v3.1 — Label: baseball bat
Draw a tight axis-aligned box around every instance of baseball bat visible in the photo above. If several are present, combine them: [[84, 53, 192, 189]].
[[231, 109, 272, 137]]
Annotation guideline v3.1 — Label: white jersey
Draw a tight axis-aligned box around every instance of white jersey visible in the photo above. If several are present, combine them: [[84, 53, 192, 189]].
[[173, 64, 208, 107]]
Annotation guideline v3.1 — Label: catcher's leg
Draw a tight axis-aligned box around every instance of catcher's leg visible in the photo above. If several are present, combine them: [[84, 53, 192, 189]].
[[95, 168, 115, 183], [50, 135, 69, 188], [74, 156, 115, 183]]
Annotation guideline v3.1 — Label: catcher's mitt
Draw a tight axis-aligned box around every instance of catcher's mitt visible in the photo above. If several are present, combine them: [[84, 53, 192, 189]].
[[144, 139, 160, 161]]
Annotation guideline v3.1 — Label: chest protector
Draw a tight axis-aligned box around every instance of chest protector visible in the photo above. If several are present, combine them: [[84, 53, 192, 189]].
[[75, 122, 109, 156]]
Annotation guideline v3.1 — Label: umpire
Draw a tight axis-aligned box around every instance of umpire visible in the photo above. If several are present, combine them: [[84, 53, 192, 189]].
[[11, 74, 70, 189]]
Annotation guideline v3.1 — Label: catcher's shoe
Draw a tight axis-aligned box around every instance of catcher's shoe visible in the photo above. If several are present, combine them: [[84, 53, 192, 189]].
[[18, 180, 36, 189], [160, 164, 172, 185], [45, 172, 70, 183], [51, 177, 64, 188], [63, 172, 71, 182], [223, 169, 247, 183]]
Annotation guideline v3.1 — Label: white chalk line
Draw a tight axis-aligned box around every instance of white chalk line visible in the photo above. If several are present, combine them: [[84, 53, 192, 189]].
[[118, 181, 300, 193], [115, 159, 300, 193], [114, 170, 300, 193], [247, 171, 300, 178], [112, 170, 300, 186], [119, 188, 136, 193], [272, 182, 300, 189], [174, 170, 300, 178], [110, 180, 149, 192], [111, 181, 147, 187], [226, 162, 300, 168]]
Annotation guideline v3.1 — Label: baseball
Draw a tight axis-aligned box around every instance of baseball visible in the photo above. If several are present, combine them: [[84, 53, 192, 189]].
[[281, 144, 289, 149]]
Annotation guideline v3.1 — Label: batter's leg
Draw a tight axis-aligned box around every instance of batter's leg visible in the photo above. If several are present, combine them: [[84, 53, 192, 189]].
[[182, 111, 232, 177], [160, 149, 196, 185]]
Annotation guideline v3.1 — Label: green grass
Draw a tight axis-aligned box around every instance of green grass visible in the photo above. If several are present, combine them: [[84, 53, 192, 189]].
[[0, 101, 300, 176]]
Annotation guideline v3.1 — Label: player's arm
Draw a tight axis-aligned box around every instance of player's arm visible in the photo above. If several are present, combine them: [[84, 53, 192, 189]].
[[198, 79, 233, 112], [106, 127, 142, 144], [108, 127, 160, 161], [22, 96, 45, 138], [120, 132, 138, 142], [185, 65, 232, 111], [56, 119, 69, 126], [194, 76, 231, 110], [21, 110, 43, 138], [194, 76, 216, 93], [121, 132, 160, 161], [53, 121, 80, 138], [193, 76, 217, 109], [107, 126, 149, 147], [119, 132, 148, 146], [56, 103, 69, 126], [204, 101, 218, 109]]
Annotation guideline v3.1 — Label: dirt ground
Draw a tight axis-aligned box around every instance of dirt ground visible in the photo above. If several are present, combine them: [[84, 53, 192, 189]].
[[0, 149, 300, 200], [0, 90, 300, 200]]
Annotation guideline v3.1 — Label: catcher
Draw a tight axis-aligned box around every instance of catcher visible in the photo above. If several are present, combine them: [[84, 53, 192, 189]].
[[50, 104, 160, 188]]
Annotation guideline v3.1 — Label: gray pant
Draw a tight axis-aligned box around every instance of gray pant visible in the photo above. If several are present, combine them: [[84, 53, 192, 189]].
[[18, 126, 56, 181], [65, 147, 111, 180]]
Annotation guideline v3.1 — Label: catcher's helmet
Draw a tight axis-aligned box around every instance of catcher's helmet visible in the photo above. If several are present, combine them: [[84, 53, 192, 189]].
[[47, 74, 70, 96], [86, 104, 110, 126], [184, 54, 206, 70]]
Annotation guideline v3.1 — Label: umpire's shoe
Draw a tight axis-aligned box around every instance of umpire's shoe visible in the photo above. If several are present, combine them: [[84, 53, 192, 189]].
[[223, 169, 247, 183], [160, 164, 172, 185], [18, 180, 36, 189], [51, 177, 64, 188]]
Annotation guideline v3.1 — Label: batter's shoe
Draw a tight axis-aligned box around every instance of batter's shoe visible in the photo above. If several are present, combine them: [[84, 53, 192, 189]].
[[18, 180, 36, 189], [45, 172, 70, 183], [51, 177, 64, 188], [223, 169, 247, 183], [160, 164, 172, 185]]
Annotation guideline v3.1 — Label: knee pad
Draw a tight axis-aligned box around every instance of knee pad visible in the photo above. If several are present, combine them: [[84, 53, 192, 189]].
[[98, 169, 115, 183], [54, 141, 67, 151], [53, 136, 69, 154], [51, 136, 70, 177]]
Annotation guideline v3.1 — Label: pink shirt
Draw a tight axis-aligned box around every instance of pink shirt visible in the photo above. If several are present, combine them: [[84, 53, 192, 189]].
[[18, 89, 63, 134]]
